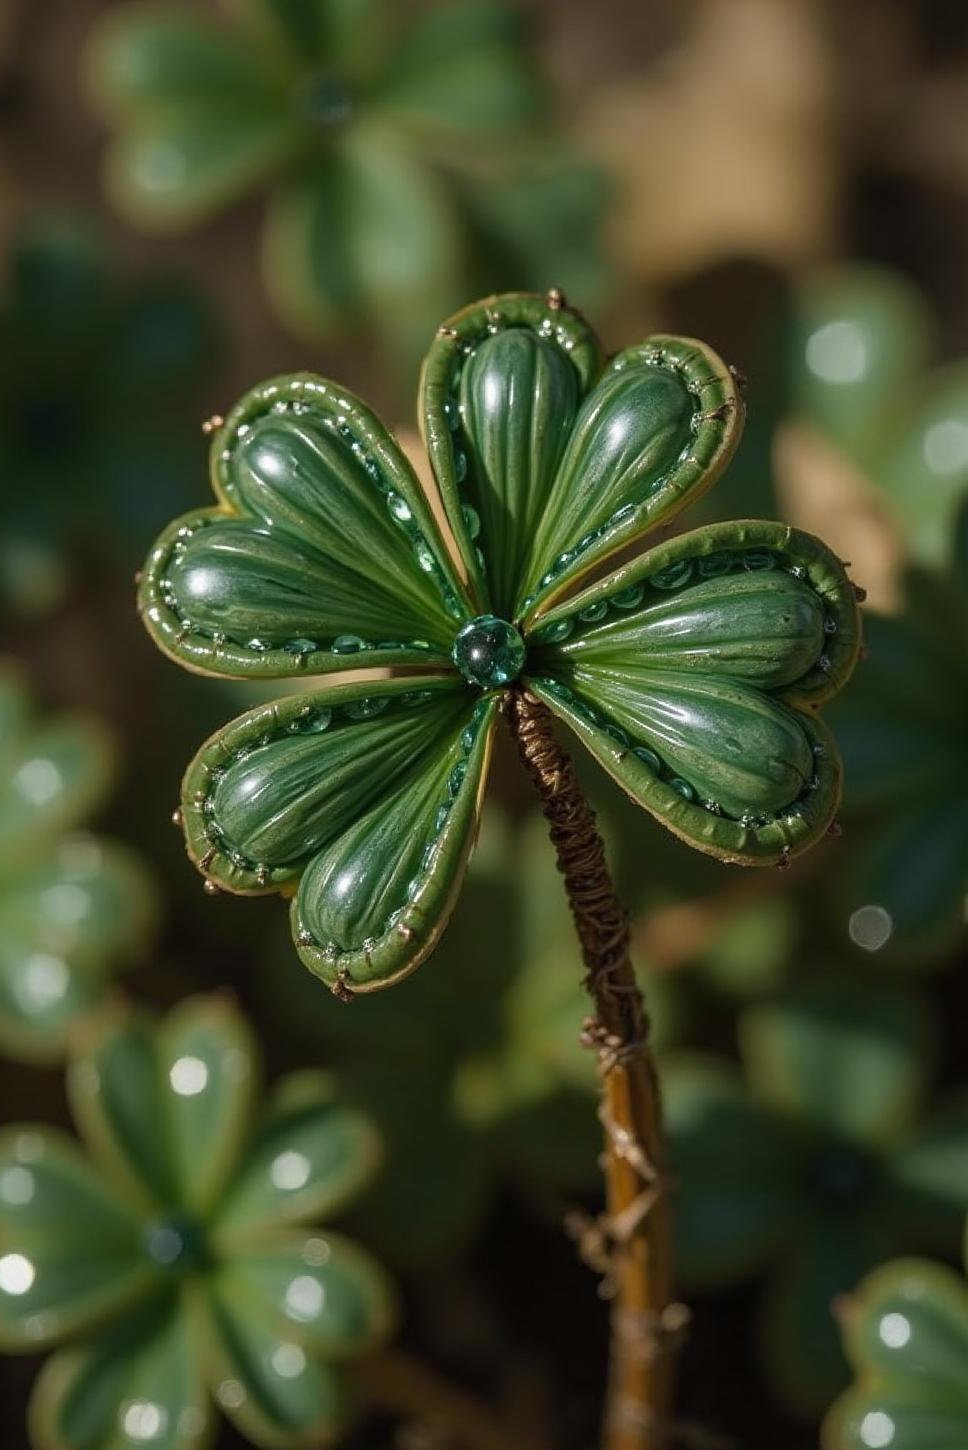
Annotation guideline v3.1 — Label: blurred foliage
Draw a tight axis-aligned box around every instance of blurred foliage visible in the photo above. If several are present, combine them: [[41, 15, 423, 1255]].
[[0, 215, 216, 616], [787, 266, 968, 570], [665, 976, 968, 1415], [827, 546, 968, 964], [822, 1227, 968, 1450], [0, 994, 394, 1450], [0, 661, 157, 1062], [84, 0, 608, 360]]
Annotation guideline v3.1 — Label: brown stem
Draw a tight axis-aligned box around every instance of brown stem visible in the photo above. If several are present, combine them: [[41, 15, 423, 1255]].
[[506, 688, 678, 1450], [364, 1348, 540, 1450]]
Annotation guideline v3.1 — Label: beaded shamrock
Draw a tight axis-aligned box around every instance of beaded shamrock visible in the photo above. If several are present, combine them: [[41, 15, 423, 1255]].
[[0, 995, 393, 1450], [0, 662, 156, 1061], [823, 1229, 968, 1450], [138, 291, 861, 996]]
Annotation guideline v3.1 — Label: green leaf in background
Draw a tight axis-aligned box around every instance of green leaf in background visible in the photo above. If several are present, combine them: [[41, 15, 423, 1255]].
[[0, 216, 217, 615], [664, 976, 968, 1415], [823, 1239, 968, 1450], [85, 0, 607, 355], [827, 559, 968, 963], [140, 291, 861, 989], [1, 994, 393, 1450], [0, 662, 157, 1062], [790, 265, 968, 568]]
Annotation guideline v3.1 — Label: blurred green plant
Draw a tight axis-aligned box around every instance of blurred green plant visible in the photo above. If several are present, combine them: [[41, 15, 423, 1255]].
[[0, 994, 394, 1450], [0, 662, 156, 1062], [827, 545, 968, 963], [664, 976, 968, 1415], [789, 264, 968, 567], [84, 0, 608, 358], [823, 1225, 968, 1450], [0, 215, 216, 615], [261, 808, 681, 1266]]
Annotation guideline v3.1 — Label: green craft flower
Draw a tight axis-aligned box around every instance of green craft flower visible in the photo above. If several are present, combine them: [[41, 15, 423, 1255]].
[[0, 661, 156, 1062], [665, 976, 968, 1415], [0, 994, 394, 1450], [84, 0, 605, 350], [823, 1227, 968, 1450], [789, 264, 968, 567], [826, 547, 968, 963], [138, 291, 861, 996], [0, 215, 215, 615]]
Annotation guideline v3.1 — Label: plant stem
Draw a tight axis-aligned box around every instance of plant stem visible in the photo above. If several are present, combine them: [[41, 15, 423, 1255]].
[[506, 688, 676, 1450], [365, 1348, 540, 1450]]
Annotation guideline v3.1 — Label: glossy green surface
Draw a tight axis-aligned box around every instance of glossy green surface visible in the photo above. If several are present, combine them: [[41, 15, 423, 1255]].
[[140, 374, 469, 680], [824, 1255, 968, 1450], [0, 995, 392, 1450], [141, 293, 860, 981], [0, 665, 156, 1062], [665, 976, 968, 1414]]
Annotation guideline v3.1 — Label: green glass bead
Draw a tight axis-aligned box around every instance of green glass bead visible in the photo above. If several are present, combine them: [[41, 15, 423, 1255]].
[[451, 615, 526, 687], [143, 1215, 208, 1273]]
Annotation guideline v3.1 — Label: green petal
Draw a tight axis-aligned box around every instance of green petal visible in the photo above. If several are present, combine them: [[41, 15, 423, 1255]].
[[790, 265, 933, 465], [85, 4, 276, 115], [226, 0, 384, 68], [139, 374, 470, 679], [739, 977, 930, 1147], [824, 1385, 968, 1450], [419, 291, 602, 611], [290, 691, 497, 992], [103, 110, 293, 232], [662, 1055, 802, 1290], [263, 132, 463, 351], [520, 335, 744, 615], [380, 1, 540, 136], [531, 520, 861, 707], [528, 674, 840, 866], [454, 325, 581, 616], [0, 714, 115, 866], [0, 838, 157, 1063], [890, 1095, 968, 1248], [29, 1295, 210, 1450], [0, 1126, 148, 1349], [178, 682, 488, 945], [202, 1270, 348, 1449], [215, 1072, 379, 1240], [215, 1230, 394, 1358], [68, 998, 259, 1217], [759, 1225, 893, 1415]]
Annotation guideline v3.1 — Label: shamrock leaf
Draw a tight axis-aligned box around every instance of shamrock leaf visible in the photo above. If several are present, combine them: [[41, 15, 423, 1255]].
[[0, 662, 157, 1061], [138, 291, 861, 994], [0, 994, 393, 1450], [822, 1235, 968, 1450]]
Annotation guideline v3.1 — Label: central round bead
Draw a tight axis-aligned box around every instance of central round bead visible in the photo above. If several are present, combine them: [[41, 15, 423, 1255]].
[[452, 615, 526, 688]]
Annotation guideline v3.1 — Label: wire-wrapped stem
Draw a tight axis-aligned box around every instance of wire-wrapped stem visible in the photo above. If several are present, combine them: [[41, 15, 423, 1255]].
[[506, 687, 677, 1450]]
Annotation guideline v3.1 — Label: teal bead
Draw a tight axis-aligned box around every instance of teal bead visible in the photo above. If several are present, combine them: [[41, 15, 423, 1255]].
[[142, 1215, 208, 1273], [650, 559, 694, 590], [451, 615, 526, 687]]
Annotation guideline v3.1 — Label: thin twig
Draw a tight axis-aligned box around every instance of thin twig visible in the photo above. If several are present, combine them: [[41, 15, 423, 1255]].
[[364, 1348, 539, 1450], [506, 688, 678, 1450]]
